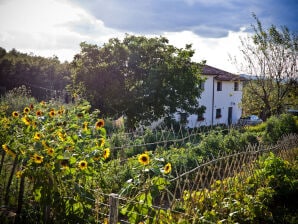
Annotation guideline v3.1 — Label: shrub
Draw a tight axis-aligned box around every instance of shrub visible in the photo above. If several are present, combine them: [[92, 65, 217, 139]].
[[263, 114, 298, 144]]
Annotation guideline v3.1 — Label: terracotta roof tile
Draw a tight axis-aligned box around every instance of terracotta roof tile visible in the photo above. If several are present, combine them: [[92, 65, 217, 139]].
[[202, 65, 246, 81]]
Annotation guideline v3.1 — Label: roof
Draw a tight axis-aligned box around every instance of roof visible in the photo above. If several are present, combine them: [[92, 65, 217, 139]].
[[202, 65, 246, 81]]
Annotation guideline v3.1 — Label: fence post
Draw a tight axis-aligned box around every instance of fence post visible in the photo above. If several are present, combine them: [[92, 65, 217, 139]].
[[109, 193, 119, 224]]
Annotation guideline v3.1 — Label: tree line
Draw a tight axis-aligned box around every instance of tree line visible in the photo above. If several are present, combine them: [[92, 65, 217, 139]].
[[1, 16, 297, 128]]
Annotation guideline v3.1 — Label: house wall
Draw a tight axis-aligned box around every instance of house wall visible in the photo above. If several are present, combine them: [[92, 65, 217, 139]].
[[176, 75, 243, 128]]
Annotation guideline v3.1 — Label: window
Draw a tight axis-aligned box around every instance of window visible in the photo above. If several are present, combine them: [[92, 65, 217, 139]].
[[234, 82, 239, 91], [217, 81, 222, 91], [216, 109, 222, 119]]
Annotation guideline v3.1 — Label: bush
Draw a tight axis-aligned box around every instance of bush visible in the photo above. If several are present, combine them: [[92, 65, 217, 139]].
[[263, 114, 298, 144]]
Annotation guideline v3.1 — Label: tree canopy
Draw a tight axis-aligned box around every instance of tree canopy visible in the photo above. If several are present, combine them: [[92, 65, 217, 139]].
[[71, 35, 205, 128], [239, 14, 298, 119], [0, 47, 71, 100]]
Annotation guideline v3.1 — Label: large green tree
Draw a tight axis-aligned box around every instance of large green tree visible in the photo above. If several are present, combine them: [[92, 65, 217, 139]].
[[71, 35, 205, 128], [239, 15, 297, 119]]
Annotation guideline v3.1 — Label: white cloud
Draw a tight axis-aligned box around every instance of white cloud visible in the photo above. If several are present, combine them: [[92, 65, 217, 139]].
[[0, 0, 122, 61], [164, 29, 250, 73], [0, 0, 250, 72]]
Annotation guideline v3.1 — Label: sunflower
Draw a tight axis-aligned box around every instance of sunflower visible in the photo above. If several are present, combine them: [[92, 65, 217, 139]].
[[22, 116, 31, 126], [58, 131, 66, 141], [164, 163, 172, 174], [34, 132, 42, 140], [49, 110, 55, 117], [23, 107, 30, 114], [60, 159, 69, 169], [32, 153, 44, 164], [138, 153, 150, 165], [16, 171, 22, 178], [97, 138, 105, 147], [58, 109, 64, 115], [36, 110, 43, 116], [40, 101, 46, 106], [83, 121, 88, 131], [78, 160, 88, 170], [95, 119, 105, 129], [47, 148, 54, 156], [30, 104, 34, 109], [12, 111, 19, 117], [103, 148, 110, 159], [2, 144, 16, 157]]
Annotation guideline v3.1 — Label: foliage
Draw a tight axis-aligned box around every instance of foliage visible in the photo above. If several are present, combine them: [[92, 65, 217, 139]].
[[239, 14, 298, 120], [71, 35, 205, 129], [263, 114, 298, 144], [164, 152, 298, 223], [0, 99, 109, 223], [0, 85, 37, 115], [0, 47, 71, 101]]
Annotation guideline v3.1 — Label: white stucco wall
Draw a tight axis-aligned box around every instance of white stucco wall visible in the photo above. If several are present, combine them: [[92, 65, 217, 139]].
[[175, 75, 243, 128]]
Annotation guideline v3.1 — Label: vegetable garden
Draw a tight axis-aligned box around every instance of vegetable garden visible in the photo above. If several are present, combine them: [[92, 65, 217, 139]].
[[1, 94, 298, 223]]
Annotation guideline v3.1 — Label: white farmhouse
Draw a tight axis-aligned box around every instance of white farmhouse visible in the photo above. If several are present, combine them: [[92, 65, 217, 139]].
[[175, 65, 246, 128]]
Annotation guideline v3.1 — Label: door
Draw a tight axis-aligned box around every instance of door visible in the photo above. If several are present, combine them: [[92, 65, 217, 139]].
[[228, 107, 233, 125]]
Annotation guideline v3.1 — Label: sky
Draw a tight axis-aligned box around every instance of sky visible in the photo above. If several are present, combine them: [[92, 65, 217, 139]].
[[0, 0, 297, 73]]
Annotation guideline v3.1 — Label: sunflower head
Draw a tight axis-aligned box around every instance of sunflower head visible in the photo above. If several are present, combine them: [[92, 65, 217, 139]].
[[97, 138, 105, 147], [30, 104, 34, 109], [12, 111, 19, 117], [36, 110, 43, 116], [47, 148, 54, 156], [34, 132, 42, 140], [60, 159, 69, 169], [138, 153, 150, 165], [16, 171, 22, 178], [22, 116, 31, 126], [49, 110, 55, 117], [103, 148, 110, 159], [32, 153, 44, 164], [78, 160, 88, 170], [58, 109, 64, 115], [164, 163, 172, 174], [83, 122, 88, 131], [95, 119, 105, 129], [23, 107, 30, 114]]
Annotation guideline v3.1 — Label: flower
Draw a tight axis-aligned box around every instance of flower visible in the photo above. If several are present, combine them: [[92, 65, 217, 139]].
[[36, 110, 42, 116], [95, 119, 105, 129], [47, 148, 54, 156], [30, 104, 34, 109], [49, 110, 55, 117], [23, 107, 30, 114], [40, 101, 46, 106], [32, 153, 44, 164], [34, 132, 42, 140], [58, 131, 66, 141], [12, 111, 19, 117], [83, 121, 88, 131], [103, 148, 110, 159], [164, 163, 172, 174], [60, 159, 69, 169], [78, 160, 88, 170], [22, 116, 31, 126], [97, 138, 105, 147], [16, 171, 22, 178], [58, 109, 64, 115], [138, 153, 150, 165], [2, 144, 16, 157]]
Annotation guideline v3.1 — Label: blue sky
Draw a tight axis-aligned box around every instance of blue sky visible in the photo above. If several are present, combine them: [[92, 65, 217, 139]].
[[0, 0, 297, 73]]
